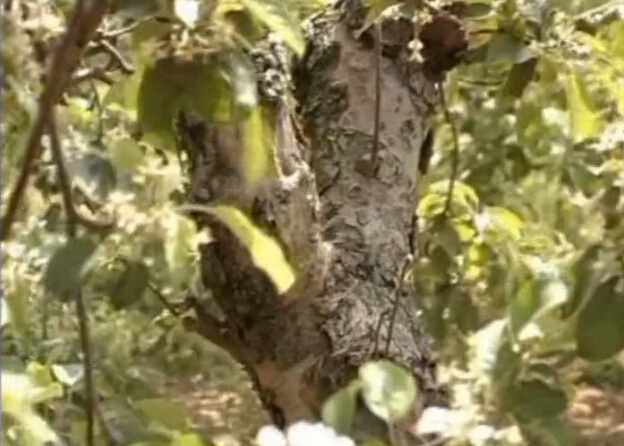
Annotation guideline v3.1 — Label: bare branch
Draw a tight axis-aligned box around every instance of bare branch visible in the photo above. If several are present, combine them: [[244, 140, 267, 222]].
[[1, 0, 111, 241]]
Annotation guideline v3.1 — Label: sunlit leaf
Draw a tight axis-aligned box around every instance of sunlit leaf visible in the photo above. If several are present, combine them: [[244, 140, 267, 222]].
[[1, 372, 62, 446], [576, 276, 624, 362], [43, 238, 99, 299], [238, 0, 305, 55], [415, 406, 457, 436], [51, 364, 84, 388], [564, 70, 601, 142], [241, 106, 272, 188], [1, 297, 9, 327], [174, 0, 200, 28], [359, 360, 417, 422], [230, 52, 258, 109], [180, 204, 295, 294]]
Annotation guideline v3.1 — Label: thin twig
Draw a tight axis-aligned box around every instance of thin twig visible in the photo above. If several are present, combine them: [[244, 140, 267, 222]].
[[48, 114, 98, 446], [97, 39, 134, 74], [370, 22, 383, 172], [384, 256, 413, 356], [48, 118, 114, 232], [147, 282, 181, 317], [0, 0, 110, 241], [439, 82, 460, 216]]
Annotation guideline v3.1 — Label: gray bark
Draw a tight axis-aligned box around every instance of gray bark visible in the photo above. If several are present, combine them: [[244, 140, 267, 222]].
[[181, 0, 442, 436]]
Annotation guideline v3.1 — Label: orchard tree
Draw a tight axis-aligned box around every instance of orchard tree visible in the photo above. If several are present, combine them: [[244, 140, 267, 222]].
[[2, 0, 624, 446]]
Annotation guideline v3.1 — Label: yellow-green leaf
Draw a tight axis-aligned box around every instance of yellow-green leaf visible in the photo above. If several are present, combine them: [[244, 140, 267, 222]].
[[564, 71, 601, 142], [179, 204, 295, 294]]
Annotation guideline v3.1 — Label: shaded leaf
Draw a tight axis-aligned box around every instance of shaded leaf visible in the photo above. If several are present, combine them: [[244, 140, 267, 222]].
[[43, 238, 98, 300], [111, 261, 149, 310], [133, 398, 189, 430], [487, 33, 523, 64], [576, 276, 624, 362], [321, 381, 359, 435], [503, 57, 538, 98], [509, 278, 568, 338], [180, 204, 295, 294], [520, 416, 575, 446], [505, 376, 567, 420], [359, 360, 417, 422], [564, 244, 602, 317]]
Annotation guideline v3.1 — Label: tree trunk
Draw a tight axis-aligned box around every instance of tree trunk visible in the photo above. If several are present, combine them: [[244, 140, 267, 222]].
[[182, 0, 443, 437]]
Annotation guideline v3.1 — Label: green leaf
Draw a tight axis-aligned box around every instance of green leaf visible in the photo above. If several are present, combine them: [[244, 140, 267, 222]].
[[564, 70, 601, 142], [238, 0, 305, 55], [509, 278, 568, 338], [137, 60, 186, 149], [241, 106, 272, 188], [180, 204, 295, 294], [484, 206, 524, 240], [487, 33, 524, 64], [133, 398, 189, 430], [520, 416, 575, 446], [51, 364, 84, 388], [321, 381, 359, 435], [576, 276, 624, 362], [2, 372, 62, 446], [505, 376, 567, 420], [111, 261, 149, 310], [503, 57, 538, 99], [108, 137, 145, 174], [448, 290, 479, 334], [564, 244, 601, 317], [358, 360, 417, 423], [43, 238, 98, 299], [164, 212, 200, 287], [230, 52, 258, 109]]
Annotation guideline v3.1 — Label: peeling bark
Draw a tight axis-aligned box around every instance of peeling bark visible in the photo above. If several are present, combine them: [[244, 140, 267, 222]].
[[180, 0, 443, 437]]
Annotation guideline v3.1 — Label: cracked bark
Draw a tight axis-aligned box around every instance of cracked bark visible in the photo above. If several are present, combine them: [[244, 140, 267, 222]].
[[180, 2, 442, 439]]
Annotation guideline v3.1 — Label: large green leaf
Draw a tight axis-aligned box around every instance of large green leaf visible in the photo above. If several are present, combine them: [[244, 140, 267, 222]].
[[358, 360, 417, 423], [321, 380, 359, 435], [564, 70, 601, 142], [238, 0, 305, 55], [576, 276, 624, 362], [509, 278, 568, 338], [179, 204, 295, 294], [110, 261, 150, 310], [504, 371, 567, 420], [43, 238, 99, 300]]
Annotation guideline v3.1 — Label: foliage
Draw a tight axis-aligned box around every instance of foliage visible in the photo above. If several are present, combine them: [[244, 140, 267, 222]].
[[2, 0, 624, 446]]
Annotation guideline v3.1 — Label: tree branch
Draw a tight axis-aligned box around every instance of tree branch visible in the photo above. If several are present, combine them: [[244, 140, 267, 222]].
[[0, 0, 110, 241]]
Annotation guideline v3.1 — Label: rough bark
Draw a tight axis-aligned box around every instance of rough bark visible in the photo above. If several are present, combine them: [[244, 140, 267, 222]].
[[180, 0, 443, 438]]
